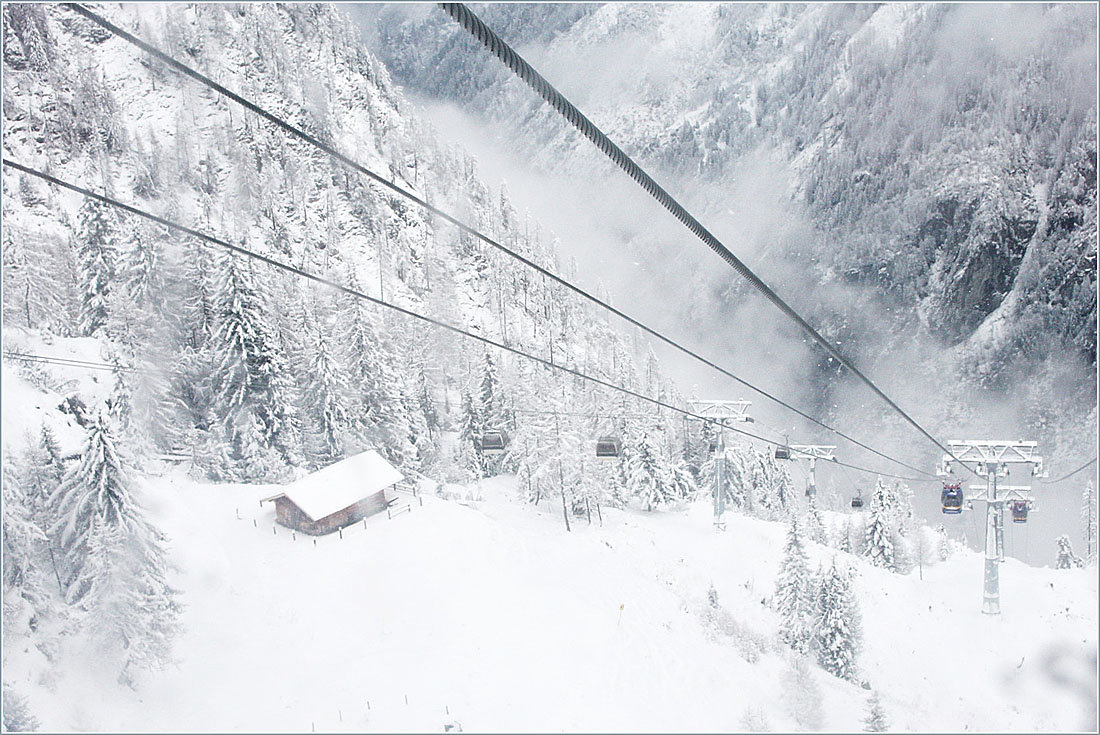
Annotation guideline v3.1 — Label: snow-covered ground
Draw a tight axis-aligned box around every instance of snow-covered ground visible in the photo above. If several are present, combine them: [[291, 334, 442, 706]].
[[4, 459, 1095, 732]]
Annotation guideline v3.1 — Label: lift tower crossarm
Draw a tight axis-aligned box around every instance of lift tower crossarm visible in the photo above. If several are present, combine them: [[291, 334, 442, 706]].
[[785, 445, 837, 500], [789, 445, 837, 461]]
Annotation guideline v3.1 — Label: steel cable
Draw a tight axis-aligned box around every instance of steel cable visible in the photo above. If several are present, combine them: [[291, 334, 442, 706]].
[[61, 2, 934, 479], [438, 2, 976, 477]]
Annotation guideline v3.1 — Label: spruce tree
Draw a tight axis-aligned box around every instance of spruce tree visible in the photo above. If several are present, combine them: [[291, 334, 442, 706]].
[[19, 425, 65, 524], [209, 254, 290, 478], [863, 691, 888, 732], [46, 414, 180, 678], [1056, 535, 1082, 569], [479, 352, 504, 429], [302, 330, 350, 469], [626, 429, 676, 511], [775, 518, 814, 652], [2, 684, 40, 733], [2, 455, 52, 630], [1082, 481, 1097, 565], [75, 198, 117, 337], [458, 389, 485, 478], [864, 480, 896, 570], [812, 560, 861, 681], [417, 367, 440, 441], [805, 494, 827, 545]]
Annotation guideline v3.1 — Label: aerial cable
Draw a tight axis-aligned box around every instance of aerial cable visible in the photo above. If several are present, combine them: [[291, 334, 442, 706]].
[[61, 2, 933, 480], [1037, 457, 1097, 485], [2, 351, 141, 373], [438, 2, 977, 478], [1, 160, 929, 485]]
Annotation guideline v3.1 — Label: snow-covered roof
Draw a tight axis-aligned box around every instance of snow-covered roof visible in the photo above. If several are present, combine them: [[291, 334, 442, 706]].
[[280, 450, 404, 522]]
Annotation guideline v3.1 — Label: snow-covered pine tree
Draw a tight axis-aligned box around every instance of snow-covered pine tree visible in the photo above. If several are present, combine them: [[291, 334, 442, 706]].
[[335, 275, 389, 447], [626, 428, 676, 511], [1083, 481, 1097, 565], [75, 197, 117, 337], [805, 494, 827, 545], [775, 517, 814, 652], [18, 425, 65, 525], [836, 516, 853, 554], [812, 559, 861, 681], [936, 524, 953, 562], [864, 479, 896, 570], [2, 455, 52, 631], [479, 352, 506, 429], [417, 366, 440, 441], [2, 684, 40, 733], [863, 691, 889, 732], [208, 253, 291, 479], [458, 388, 485, 473], [302, 329, 351, 469], [1056, 535, 1083, 569], [115, 222, 164, 346], [45, 413, 180, 679]]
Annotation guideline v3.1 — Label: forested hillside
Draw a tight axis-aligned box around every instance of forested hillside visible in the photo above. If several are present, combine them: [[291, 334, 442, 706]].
[[3, 2, 806, 702], [364, 2, 1097, 468]]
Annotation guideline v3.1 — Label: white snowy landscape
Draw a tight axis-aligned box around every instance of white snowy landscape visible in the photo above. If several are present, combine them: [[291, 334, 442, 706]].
[[2, 3, 1097, 733]]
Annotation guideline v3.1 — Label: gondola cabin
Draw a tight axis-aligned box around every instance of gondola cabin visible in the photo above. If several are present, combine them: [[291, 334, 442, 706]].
[[774, 445, 791, 460], [851, 495, 864, 510], [595, 436, 621, 459], [481, 430, 507, 456], [261, 449, 404, 536], [941, 482, 963, 514], [1011, 500, 1030, 523]]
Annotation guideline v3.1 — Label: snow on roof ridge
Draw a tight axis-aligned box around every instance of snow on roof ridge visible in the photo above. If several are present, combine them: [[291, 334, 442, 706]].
[[277, 449, 404, 522]]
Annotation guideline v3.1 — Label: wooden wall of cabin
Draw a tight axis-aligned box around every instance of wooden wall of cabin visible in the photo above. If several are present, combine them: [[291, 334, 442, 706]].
[[274, 490, 390, 536]]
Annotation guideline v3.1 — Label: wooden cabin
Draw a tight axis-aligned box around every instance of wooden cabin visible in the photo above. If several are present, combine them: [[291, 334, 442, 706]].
[[261, 449, 404, 536]]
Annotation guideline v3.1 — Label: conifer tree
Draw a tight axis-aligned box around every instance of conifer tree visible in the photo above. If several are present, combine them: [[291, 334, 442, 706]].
[[302, 330, 350, 469], [46, 414, 180, 678], [458, 389, 485, 478], [812, 560, 862, 681], [864, 480, 896, 570], [209, 254, 291, 478], [75, 198, 117, 336], [863, 692, 889, 732], [1056, 535, 1082, 569], [805, 494, 827, 545], [18, 425, 65, 525], [775, 518, 814, 652], [626, 429, 677, 511], [2, 684, 40, 733], [2, 456, 52, 630], [417, 367, 440, 441], [1082, 481, 1097, 565]]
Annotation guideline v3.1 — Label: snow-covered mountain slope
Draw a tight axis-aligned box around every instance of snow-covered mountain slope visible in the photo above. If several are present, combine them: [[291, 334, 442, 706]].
[[362, 2, 1097, 479], [2, 1, 684, 482], [5, 460, 1095, 733]]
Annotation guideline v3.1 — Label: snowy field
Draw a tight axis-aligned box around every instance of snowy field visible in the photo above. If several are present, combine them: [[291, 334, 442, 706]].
[[5, 465, 1095, 733]]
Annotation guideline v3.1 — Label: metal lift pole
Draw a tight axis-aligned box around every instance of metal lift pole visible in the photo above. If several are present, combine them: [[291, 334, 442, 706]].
[[982, 467, 1001, 615]]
